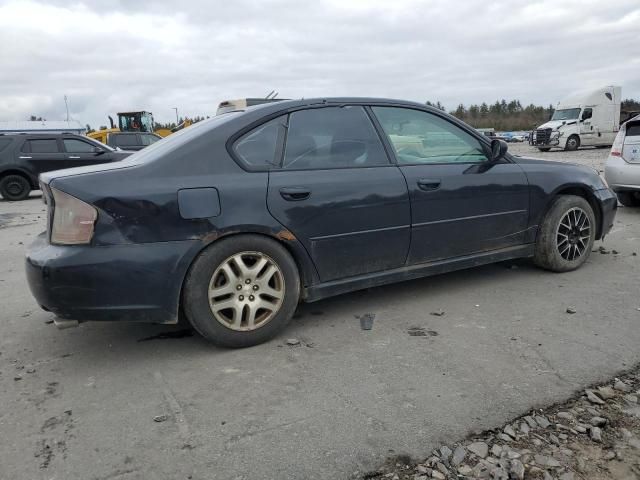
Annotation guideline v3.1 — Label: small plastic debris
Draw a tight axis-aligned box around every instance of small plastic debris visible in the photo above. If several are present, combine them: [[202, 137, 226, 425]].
[[359, 313, 375, 330], [153, 414, 168, 423]]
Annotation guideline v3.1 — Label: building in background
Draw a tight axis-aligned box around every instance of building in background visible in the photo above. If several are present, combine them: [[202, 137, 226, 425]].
[[0, 120, 86, 135]]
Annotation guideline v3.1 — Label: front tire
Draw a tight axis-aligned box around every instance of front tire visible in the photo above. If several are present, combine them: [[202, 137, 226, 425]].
[[538, 148, 551, 152], [617, 191, 640, 207], [564, 135, 580, 151], [183, 235, 300, 348], [0, 174, 31, 201], [533, 195, 595, 272]]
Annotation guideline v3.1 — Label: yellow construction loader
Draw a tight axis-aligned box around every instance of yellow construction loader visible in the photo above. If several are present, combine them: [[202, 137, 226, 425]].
[[87, 111, 191, 143]]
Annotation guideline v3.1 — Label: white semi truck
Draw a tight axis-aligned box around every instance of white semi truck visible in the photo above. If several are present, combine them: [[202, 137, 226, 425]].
[[530, 86, 621, 151]]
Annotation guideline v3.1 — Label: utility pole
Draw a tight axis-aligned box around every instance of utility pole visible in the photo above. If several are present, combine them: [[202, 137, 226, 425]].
[[172, 107, 179, 125], [64, 95, 70, 122]]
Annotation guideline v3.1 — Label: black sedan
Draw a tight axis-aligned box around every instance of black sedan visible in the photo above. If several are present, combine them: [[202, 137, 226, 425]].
[[25, 98, 617, 347]]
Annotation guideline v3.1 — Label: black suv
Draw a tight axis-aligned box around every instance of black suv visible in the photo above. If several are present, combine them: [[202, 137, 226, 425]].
[[0, 133, 132, 201], [103, 132, 162, 151]]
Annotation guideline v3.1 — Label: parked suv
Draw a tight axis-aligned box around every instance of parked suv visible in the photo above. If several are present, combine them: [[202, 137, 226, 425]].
[[605, 114, 640, 207], [0, 133, 132, 201], [104, 132, 162, 151]]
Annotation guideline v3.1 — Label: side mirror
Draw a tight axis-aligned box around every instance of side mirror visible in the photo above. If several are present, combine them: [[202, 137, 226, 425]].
[[93, 146, 104, 155], [490, 139, 508, 161]]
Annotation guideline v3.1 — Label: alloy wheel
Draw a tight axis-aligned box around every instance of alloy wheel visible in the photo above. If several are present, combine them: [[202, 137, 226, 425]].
[[208, 251, 285, 331], [556, 207, 590, 261]]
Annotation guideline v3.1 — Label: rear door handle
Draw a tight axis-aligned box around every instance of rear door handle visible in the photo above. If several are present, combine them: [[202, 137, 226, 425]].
[[19, 156, 32, 159], [279, 187, 311, 201], [68, 156, 80, 159], [417, 178, 441, 191]]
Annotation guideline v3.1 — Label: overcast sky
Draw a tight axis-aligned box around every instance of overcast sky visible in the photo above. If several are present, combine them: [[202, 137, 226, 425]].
[[0, 0, 638, 127]]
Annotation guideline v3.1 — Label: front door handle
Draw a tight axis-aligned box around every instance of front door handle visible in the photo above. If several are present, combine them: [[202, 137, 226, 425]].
[[417, 178, 441, 191], [19, 156, 32, 159], [279, 187, 311, 201], [68, 156, 81, 159]]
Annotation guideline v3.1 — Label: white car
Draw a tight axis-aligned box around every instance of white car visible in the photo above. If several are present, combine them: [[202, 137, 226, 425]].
[[605, 114, 640, 207]]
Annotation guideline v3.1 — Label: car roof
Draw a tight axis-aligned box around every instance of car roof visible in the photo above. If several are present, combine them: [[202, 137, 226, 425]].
[[236, 97, 435, 116]]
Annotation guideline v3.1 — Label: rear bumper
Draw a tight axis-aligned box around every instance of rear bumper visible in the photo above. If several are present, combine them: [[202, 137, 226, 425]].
[[605, 155, 640, 192], [594, 188, 617, 239], [25, 233, 200, 323]]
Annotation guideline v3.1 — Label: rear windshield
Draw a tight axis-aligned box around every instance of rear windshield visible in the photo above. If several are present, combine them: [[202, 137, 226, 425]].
[[0, 138, 12, 152], [108, 111, 242, 167]]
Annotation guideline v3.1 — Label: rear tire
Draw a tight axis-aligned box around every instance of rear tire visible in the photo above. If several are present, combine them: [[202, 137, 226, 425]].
[[564, 135, 580, 151], [0, 174, 31, 201], [533, 195, 595, 272], [183, 235, 300, 348], [617, 191, 640, 207]]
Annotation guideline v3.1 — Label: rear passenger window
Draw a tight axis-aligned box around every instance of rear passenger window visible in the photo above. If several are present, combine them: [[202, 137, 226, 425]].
[[626, 122, 640, 137], [283, 107, 389, 169], [23, 139, 60, 153], [234, 116, 284, 167], [0, 138, 12, 152]]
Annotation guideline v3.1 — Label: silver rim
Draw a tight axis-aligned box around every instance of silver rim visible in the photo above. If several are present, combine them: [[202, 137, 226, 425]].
[[208, 252, 285, 331], [556, 207, 590, 261]]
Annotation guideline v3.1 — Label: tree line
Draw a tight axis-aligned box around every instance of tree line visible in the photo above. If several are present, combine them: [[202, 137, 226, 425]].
[[426, 99, 640, 131]]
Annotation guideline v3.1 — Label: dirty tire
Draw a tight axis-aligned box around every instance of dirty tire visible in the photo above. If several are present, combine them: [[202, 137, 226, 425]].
[[617, 191, 640, 208], [0, 174, 31, 201], [538, 148, 551, 152], [533, 195, 596, 272], [564, 135, 580, 151], [183, 235, 300, 348]]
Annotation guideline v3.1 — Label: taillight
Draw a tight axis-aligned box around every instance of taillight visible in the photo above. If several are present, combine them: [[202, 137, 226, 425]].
[[50, 188, 97, 245], [610, 125, 625, 157]]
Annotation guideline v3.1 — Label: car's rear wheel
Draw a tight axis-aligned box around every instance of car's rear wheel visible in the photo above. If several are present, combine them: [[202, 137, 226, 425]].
[[564, 135, 580, 151], [183, 235, 300, 347], [0, 174, 31, 201], [533, 195, 595, 272], [617, 191, 640, 207]]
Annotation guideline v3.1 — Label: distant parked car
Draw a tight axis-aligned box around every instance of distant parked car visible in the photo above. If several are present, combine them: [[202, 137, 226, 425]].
[[26, 98, 617, 347], [605, 114, 640, 207], [0, 133, 132, 201], [103, 132, 162, 151]]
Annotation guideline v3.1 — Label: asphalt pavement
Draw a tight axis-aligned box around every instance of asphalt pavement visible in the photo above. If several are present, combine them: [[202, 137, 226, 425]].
[[0, 145, 639, 480]]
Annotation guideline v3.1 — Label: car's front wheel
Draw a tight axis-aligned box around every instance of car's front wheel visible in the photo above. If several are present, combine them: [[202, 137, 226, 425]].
[[617, 191, 640, 207], [533, 195, 596, 272], [183, 235, 300, 347]]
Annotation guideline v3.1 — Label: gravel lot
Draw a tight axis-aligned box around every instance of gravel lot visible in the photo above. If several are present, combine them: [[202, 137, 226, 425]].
[[1, 146, 639, 480]]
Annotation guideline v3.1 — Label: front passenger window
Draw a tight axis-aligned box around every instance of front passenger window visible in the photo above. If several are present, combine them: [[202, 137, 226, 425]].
[[372, 107, 488, 165]]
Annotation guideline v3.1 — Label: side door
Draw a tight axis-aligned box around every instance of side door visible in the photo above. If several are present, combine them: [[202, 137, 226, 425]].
[[579, 107, 595, 145], [62, 137, 112, 167], [18, 137, 67, 174], [260, 106, 411, 282], [371, 106, 530, 264]]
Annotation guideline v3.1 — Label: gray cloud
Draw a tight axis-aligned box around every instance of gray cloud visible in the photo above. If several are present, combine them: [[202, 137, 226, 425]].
[[1, 0, 638, 127]]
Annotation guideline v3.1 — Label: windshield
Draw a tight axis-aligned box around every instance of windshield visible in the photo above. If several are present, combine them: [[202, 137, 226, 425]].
[[551, 108, 581, 121]]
